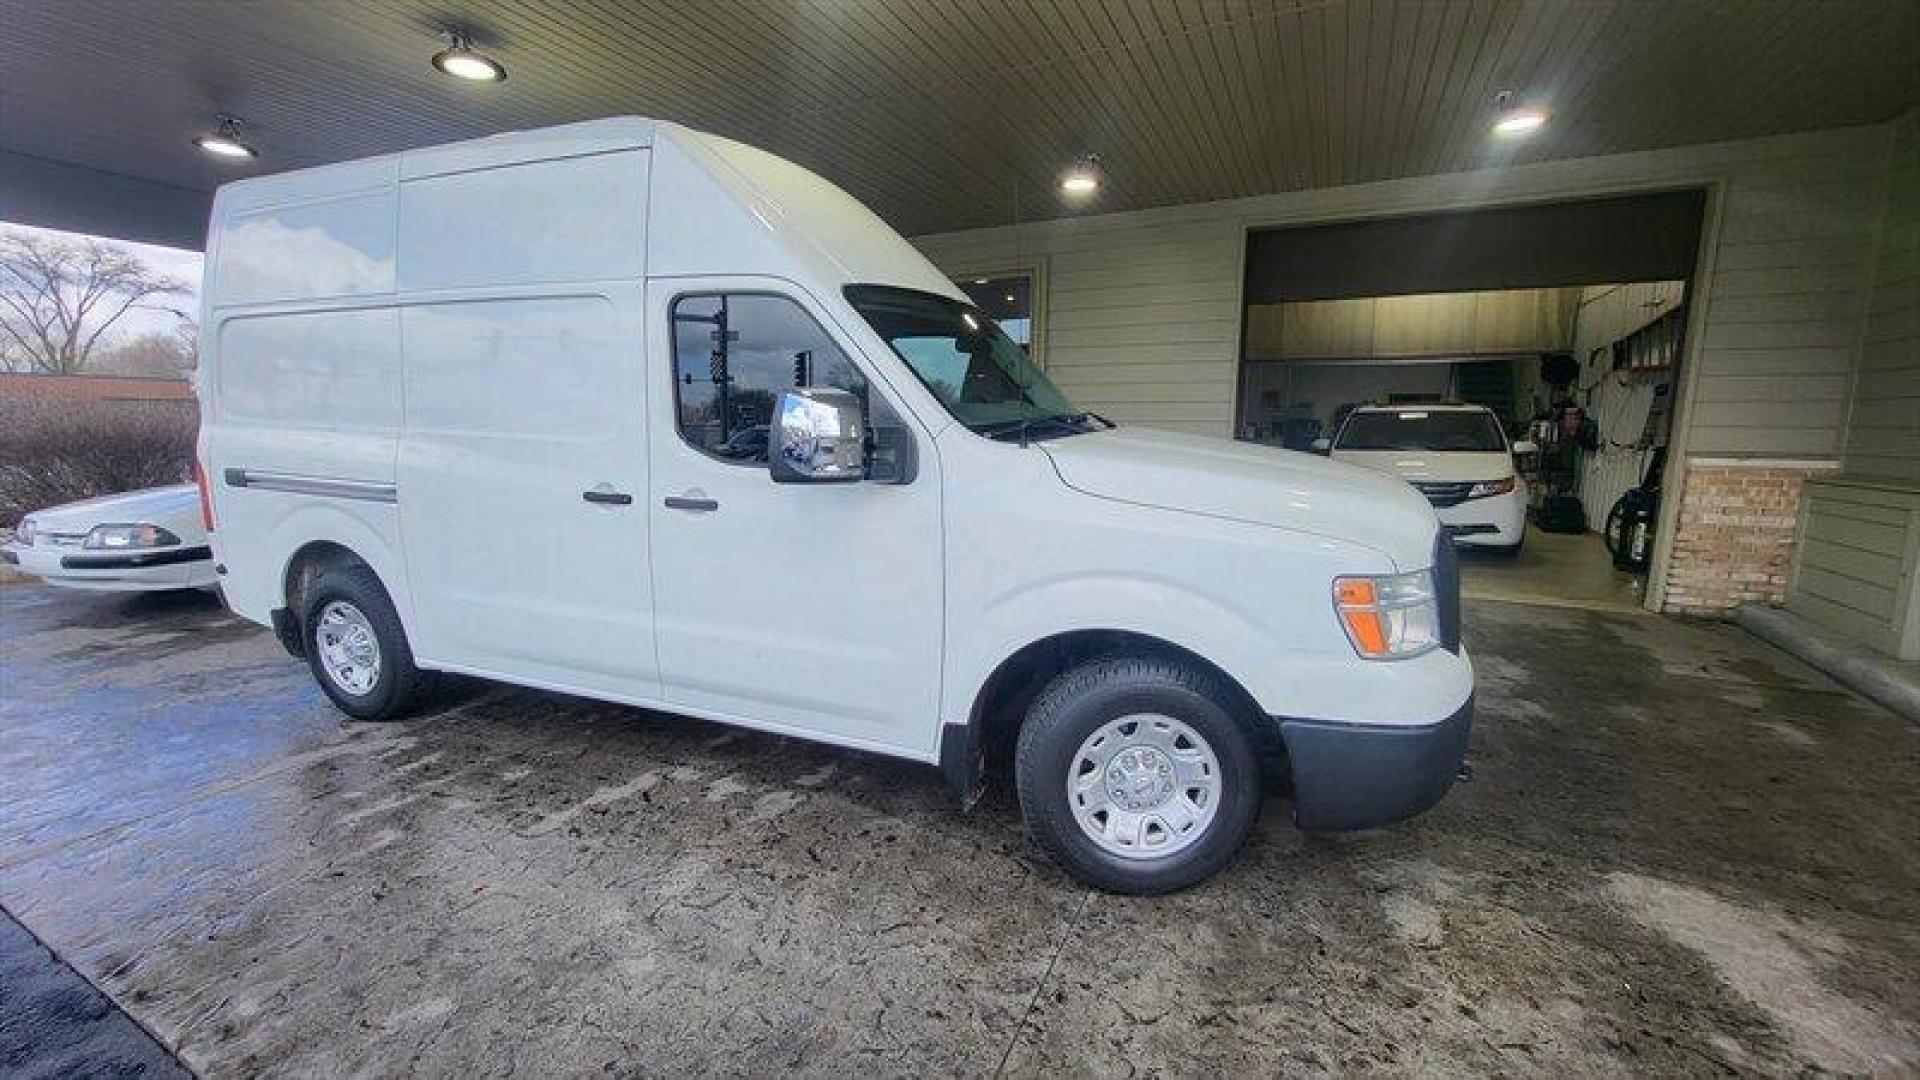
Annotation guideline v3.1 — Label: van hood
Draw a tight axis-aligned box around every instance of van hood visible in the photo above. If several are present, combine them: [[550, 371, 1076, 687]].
[[1330, 448, 1515, 484], [1039, 428, 1439, 570], [21, 484, 202, 536]]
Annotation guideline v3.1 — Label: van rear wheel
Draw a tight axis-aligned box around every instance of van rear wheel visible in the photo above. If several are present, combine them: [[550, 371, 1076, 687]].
[[302, 565, 434, 721], [1015, 655, 1261, 895]]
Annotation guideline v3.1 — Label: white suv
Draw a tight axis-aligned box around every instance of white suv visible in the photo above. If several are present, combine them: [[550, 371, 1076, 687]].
[[1322, 404, 1531, 555]]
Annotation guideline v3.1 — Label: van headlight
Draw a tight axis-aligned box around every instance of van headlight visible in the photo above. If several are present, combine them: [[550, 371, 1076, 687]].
[[13, 518, 35, 546], [1333, 570, 1440, 660], [83, 524, 180, 550], [1468, 476, 1516, 498]]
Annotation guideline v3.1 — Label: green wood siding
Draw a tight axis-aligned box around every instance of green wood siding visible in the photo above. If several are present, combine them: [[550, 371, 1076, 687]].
[[915, 123, 1895, 456]]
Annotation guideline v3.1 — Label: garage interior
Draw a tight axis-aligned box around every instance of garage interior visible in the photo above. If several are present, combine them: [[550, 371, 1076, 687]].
[[1235, 192, 1705, 611], [2, 1, 1918, 1076]]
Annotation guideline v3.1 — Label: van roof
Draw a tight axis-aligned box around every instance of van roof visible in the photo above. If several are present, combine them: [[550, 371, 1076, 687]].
[[205, 116, 961, 302]]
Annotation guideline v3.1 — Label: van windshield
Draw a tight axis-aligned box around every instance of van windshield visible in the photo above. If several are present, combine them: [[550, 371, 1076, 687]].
[[844, 285, 1102, 442], [1336, 410, 1506, 452]]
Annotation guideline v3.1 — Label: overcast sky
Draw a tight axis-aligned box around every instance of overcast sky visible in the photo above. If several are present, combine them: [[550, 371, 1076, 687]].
[[2, 221, 204, 341]]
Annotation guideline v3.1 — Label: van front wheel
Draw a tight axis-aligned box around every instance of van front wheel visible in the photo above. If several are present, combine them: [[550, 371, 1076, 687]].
[[1015, 655, 1261, 895], [302, 565, 434, 721]]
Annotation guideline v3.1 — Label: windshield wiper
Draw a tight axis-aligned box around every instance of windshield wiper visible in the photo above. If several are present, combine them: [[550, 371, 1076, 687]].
[[978, 411, 1114, 446]]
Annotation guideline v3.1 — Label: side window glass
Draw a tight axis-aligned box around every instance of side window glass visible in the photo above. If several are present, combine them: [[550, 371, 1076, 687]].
[[670, 293, 867, 465]]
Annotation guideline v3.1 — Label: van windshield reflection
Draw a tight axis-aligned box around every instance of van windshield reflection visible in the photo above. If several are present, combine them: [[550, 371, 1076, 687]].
[[844, 285, 1105, 442]]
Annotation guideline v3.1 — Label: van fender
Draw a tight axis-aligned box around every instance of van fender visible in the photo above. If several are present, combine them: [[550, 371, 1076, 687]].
[[264, 502, 418, 645], [943, 572, 1282, 739]]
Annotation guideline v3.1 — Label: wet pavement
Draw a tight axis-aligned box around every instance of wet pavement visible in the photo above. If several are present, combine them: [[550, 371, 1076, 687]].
[[1, 907, 190, 1079], [1, 584, 1916, 1077]]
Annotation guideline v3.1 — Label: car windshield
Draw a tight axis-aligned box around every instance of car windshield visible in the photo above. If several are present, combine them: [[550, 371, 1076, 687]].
[[844, 284, 1099, 441], [1336, 409, 1506, 452]]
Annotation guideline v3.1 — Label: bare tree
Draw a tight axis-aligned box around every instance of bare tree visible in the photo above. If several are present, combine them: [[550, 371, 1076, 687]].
[[0, 229, 190, 375], [90, 325, 198, 379], [0, 334, 26, 373]]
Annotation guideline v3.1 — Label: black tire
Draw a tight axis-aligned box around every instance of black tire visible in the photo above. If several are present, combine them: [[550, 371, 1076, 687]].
[[301, 564, 435, 721], [1603, 497, 1628, 559], [1015, 654, 1262, 895]]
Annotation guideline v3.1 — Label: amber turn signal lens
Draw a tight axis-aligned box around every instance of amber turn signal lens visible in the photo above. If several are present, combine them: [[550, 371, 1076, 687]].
[[1340, 610, 1389, 655], [1334, 577, 1387, 656], [1334, 579, 1377, 606]]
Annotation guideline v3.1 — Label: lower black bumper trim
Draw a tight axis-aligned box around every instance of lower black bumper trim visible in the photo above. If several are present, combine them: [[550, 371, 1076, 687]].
[[1277, 694, 1473, 832], [59, 545, 213, 570]]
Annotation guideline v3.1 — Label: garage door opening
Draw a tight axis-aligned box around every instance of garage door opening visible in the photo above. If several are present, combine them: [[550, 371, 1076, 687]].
[[1238, 190, 1707, 612]]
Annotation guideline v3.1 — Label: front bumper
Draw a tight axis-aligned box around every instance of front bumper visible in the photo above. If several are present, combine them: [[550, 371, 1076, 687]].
[[1277, 693, 1473, 831], [3, 541, 217, 591], [1435, 489, 1526, 547]]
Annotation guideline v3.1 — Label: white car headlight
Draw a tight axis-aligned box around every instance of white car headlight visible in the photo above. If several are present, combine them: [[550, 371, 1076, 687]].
[[1468, 476, 1517, 499], [14, 517, 35, 545], [83, 523, 181, 550], [1333, 569, 1440, 660]]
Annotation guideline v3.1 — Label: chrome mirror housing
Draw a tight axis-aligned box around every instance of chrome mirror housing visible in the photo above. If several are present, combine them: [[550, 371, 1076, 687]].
[[770, 388, 865, 483]]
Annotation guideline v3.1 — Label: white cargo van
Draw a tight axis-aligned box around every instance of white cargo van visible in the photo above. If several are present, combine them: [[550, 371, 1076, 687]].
[[197, 118, 1472, 894]]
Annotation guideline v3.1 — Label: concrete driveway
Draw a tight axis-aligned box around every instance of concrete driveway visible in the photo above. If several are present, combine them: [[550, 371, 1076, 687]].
[[1, 585, 1916, 1077]]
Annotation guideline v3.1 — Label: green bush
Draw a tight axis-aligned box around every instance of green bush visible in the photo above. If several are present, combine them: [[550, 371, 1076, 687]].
[[0, 397, 198, 525]]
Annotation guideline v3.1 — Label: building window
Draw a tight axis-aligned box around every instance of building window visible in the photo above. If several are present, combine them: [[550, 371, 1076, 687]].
[[669, 293, 867, 465], [957, 271, 1036, 354]]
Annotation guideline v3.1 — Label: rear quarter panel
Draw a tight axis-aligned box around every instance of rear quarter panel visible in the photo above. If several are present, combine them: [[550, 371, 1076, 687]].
[[199, 159, 407, 628]]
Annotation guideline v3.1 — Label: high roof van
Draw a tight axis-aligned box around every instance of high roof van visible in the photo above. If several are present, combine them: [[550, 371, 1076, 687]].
[[196, 118, 1473, 894]]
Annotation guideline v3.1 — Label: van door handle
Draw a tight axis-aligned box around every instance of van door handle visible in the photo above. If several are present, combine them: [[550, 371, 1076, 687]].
[[663, 495, 719, 512], [582, 488, 633, 505]]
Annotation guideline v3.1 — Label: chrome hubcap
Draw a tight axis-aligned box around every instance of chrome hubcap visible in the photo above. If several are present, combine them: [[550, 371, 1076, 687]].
[[315, 601, 380, 696], [1067, 713, 1222, 860], [1106, 746, 1176, 810]]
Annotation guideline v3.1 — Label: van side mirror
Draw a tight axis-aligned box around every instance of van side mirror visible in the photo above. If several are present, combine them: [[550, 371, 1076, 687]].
[[1309, 438, 1332, 455], [770, 388, 865, 483], [1512, 439, 1538, 455]]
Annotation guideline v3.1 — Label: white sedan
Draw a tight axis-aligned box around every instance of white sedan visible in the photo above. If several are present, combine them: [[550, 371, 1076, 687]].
[[1318, 403, 1532, 554], [5, 485, 217, 592]]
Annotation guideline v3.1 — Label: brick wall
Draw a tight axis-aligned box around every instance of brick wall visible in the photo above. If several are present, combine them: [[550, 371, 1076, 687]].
[[0, 372, 193, 402], [1663, 463, 1825, 614]]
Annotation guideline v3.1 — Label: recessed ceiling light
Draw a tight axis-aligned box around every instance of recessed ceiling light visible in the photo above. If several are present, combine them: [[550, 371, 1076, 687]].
[[1493, 108, 1548, 136], [1004, 294, 1016, 302], [973, 278, 989, 284], [193, 115, 257, 160], [433, 30, 506, 82], [1060, 154, 1101, 197]]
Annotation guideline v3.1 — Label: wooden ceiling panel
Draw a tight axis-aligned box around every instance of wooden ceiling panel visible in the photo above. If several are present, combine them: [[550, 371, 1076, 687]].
[[0, 0, 1913, 238]]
